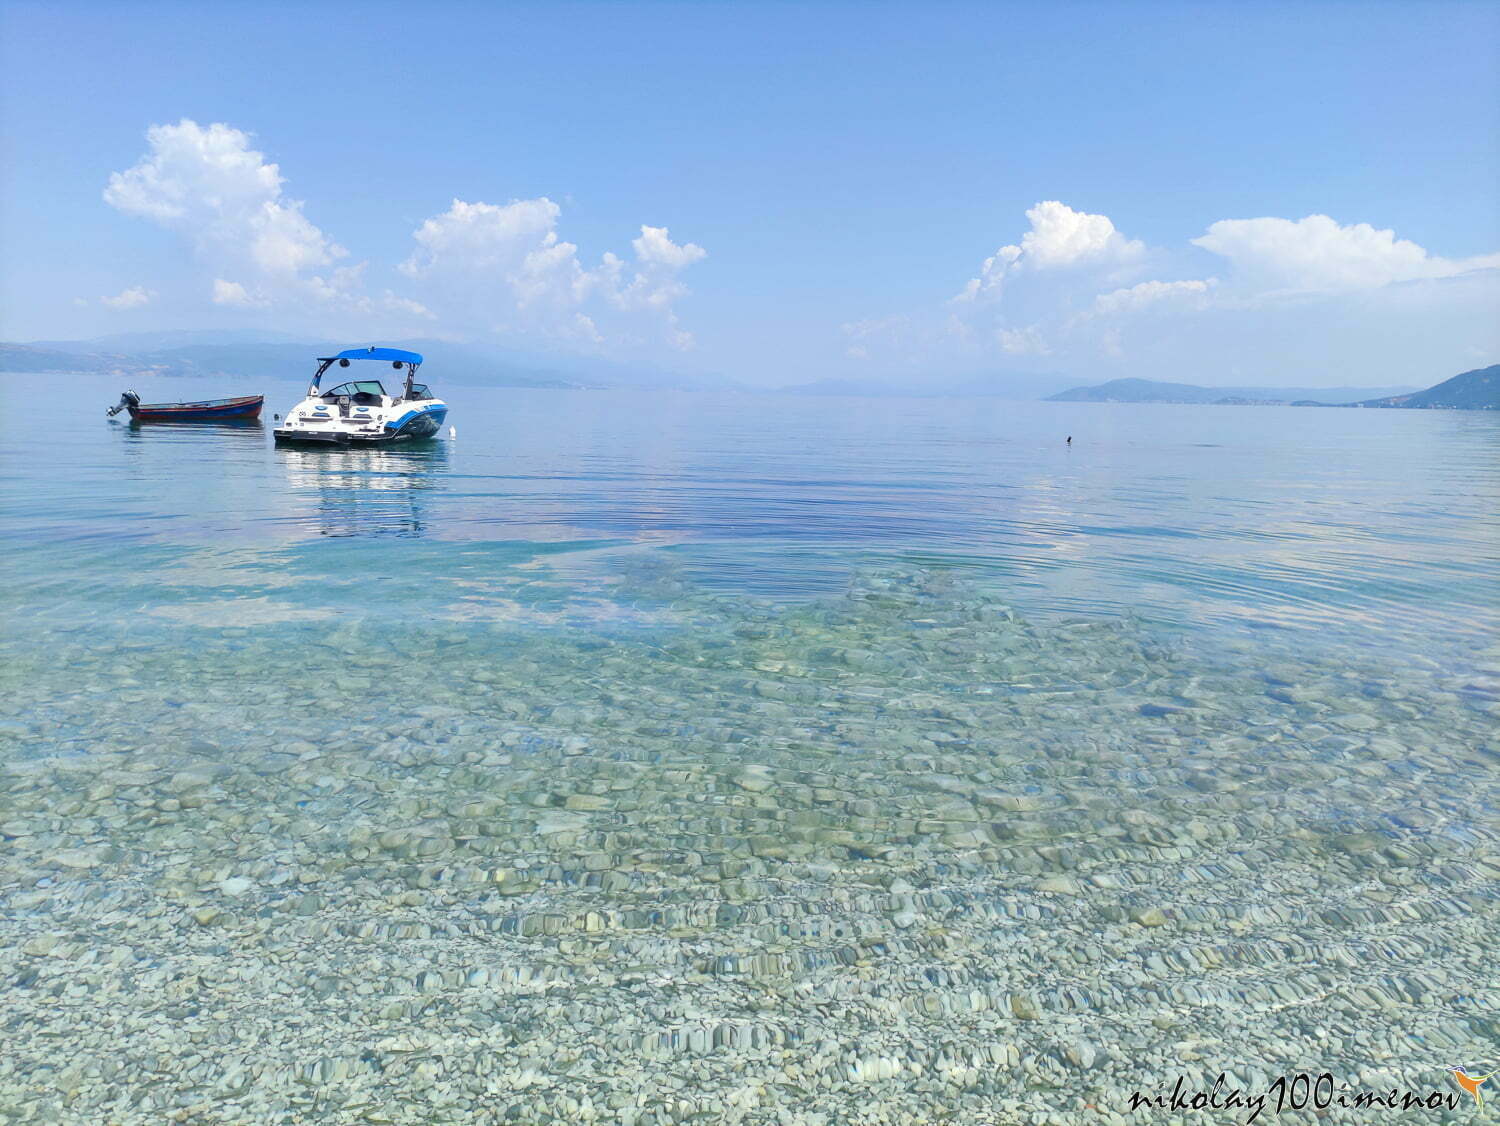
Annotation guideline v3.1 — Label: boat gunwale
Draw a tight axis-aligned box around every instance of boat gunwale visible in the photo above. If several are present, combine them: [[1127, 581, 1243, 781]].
[[131, 395, 264, 412]]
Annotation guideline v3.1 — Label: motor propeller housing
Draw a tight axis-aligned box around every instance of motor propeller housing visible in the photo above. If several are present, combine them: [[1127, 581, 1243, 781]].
[[106, 390, 141, 417]]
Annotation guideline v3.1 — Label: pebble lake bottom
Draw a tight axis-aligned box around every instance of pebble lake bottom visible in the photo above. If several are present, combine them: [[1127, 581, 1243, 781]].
[[1, 375, 1496, 1124]]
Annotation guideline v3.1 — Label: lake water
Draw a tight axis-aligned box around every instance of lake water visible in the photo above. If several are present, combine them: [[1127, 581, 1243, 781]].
[[2, 372, 1497, 1123]]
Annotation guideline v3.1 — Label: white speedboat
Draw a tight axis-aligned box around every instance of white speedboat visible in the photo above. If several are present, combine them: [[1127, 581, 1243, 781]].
[[273, 346, 448, 445]]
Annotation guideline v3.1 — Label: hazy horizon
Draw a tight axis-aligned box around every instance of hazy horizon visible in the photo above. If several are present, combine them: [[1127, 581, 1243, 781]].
[[3, 328, 1448, 400]]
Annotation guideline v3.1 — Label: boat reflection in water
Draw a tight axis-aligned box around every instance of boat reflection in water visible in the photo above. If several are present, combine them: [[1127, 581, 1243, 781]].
[[277, 440, 450, 538], [115, 418, 267, 474], [119, 417, 265, 437]]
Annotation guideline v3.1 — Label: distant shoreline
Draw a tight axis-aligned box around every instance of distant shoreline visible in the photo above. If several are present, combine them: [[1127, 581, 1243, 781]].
[[1046, 366, 1499, 411], [6, 340, 1495, 409]]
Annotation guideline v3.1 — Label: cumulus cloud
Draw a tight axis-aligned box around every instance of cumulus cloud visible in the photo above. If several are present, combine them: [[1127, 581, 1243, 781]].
[[1192, 214, 1500, 293], [1014, 200, 1145, 268], [847, 198, 1498, 383], [104, 120, 437, 329], [401, 201, 706, 349], [403, 199, 558, 271], [401, 199, 589, 316], [106, 120, 344, 289], [956, 201, 1145, 304], [103, 120, 695, 350], [211, 278, 261, 307], [941, 200, 1156, 365], [632, 224, 708, 272], [99, 285, 153, 309]]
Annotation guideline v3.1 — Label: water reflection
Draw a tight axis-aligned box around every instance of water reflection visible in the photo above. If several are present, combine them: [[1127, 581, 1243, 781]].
[[124, 417, 264, 431], [277, 439, 450, 538], [12, 377, 1499, 648], [114, 416, 265, 440]]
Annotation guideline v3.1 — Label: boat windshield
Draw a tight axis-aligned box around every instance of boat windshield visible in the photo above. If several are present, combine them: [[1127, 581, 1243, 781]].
[[407, 383, 433, 401], [321, 381, 386, 401]]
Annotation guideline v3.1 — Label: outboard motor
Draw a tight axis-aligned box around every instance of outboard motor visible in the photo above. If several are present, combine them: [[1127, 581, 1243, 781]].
[[107, 390, 140, 417]]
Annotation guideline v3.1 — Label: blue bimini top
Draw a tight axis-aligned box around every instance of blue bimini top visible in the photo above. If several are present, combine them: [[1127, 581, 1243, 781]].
[[320, 346, 424, 366], [311, 346, 424, 391]]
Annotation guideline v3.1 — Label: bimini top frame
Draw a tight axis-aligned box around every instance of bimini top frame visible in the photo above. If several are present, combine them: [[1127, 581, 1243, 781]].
[[311, 346, 425, 398]]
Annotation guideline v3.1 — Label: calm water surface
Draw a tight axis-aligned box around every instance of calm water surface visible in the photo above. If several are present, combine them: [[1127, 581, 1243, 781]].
[[1, 373, 1496, 1123], [6, 374, 1497, 646]]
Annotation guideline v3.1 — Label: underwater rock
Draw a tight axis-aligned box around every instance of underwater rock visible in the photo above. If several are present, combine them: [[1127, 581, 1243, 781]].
[[0, 567, 1493, 1125]]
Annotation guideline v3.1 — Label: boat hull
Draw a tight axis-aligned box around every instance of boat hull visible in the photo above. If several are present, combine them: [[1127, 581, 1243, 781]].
[[128, 396, 263, 422], [272, 430, 437, 446], [274, 405, 447, 445], [387, 405, 448, 439]]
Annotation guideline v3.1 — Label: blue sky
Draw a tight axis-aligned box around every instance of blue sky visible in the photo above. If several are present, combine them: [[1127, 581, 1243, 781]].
[[2, 0, 1496, 387]]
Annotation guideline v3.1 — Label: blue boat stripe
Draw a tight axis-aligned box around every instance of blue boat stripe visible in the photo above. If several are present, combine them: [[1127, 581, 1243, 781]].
[[385, 405, 447, 431]]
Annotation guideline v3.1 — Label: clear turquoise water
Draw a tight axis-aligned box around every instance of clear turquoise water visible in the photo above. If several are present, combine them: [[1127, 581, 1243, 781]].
[[8, 374, 1497, 642], [2, 372, 1497, 1123]]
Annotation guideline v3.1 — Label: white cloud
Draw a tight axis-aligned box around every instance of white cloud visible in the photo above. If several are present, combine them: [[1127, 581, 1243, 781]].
[[300, 263, 370, 305], [943, 200, 1153, 363], [403, 199, 571, 284], [211, 278, 262, 307], [399, 198, 598, 338], [998, 325, 1049, 355], [382, 293, 434, 319], [849, 198, 1499, 384], [100, 285, 153, 309], [1090, 277, 1216, 315], [104, 120, 703, 350], [401, 201, 706, 349], [1191, 214, 1500, 293], [1016, 200, 1145, 269], [106, 120, 343, 283], [956, 245, 1021, 305], [609, 226, 708, 349], [956, 201, 1145, 304], [105, 120, 437, 325], [632, 225, 708, 272]]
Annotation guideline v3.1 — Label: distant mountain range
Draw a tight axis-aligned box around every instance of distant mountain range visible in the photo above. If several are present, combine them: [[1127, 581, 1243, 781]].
[[1342, 364, 1499, 410], [9, 332, 1495, 408], [1047, 366, 1497, 409], [1046, 376, 1422, 406], [4, 333, 1079, 400], [778, 372, 1080, 399], [0, 331, 708, 391]]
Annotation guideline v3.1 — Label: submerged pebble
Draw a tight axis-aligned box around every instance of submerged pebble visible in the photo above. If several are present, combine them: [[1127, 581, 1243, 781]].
[[0, 567, 1492, 1124]]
